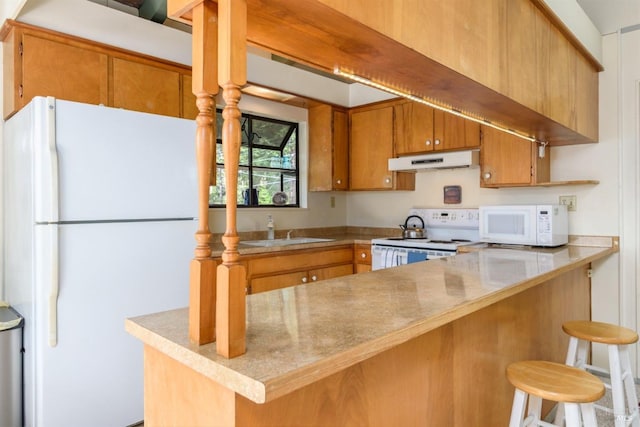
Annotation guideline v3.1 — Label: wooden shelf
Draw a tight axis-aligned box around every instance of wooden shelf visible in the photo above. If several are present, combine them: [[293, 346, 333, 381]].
[[484, 180, 599, 189]]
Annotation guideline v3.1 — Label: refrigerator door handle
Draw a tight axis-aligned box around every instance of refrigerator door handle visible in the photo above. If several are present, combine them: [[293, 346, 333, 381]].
[[47, 96, 60, 223], [48, 224, 59, 347], [47, 97, 60, 347]]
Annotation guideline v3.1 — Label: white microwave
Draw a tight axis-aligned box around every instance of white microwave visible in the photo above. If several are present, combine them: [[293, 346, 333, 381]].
[[479, 204, 568, 247]]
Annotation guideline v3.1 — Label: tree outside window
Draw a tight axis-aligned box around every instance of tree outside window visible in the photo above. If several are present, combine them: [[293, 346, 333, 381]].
[[209, 110, 299, 208]]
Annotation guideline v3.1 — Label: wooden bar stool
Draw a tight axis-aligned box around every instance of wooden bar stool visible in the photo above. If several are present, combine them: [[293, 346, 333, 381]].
[[507, 360, 604, 427], [555, 320, 639, 427]]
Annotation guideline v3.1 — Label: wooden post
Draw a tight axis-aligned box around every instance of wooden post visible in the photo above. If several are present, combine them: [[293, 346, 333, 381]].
[[186, 0, 218, 345], [216, 0, 247, 358]]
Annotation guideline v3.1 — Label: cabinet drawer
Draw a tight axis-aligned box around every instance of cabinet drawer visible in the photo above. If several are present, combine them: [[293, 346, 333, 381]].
[[248, 246, 353, 276], [309, 264, 353, 282], [250, 271, 308, 294]]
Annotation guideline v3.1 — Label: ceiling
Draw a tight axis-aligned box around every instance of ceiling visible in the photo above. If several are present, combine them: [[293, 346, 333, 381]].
[[576, 0, 640, 34]]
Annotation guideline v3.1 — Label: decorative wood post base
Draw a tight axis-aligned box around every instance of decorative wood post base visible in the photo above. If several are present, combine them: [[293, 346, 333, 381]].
[[216, 263, 246, 358], [189, 258, 217, 345]]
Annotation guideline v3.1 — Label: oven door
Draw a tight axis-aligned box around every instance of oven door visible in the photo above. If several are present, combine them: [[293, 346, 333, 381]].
[[372, 245, 408, 270]]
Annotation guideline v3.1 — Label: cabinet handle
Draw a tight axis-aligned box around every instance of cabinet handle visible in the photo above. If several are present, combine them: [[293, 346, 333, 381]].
[[361, 253, 366, 259], [435, 139, 441, 145], [336, 179, 342, 185], [384, 177, 391, 184], [483, 172, 492, 180], [311, 275, 317, 281], [425, 139, 431, 146], [301, 277, 307, 283]]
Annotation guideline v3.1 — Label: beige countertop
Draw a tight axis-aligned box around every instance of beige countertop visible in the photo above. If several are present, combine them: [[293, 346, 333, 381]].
[[209, 227, 398, 256], [126, 242, 617, 404]]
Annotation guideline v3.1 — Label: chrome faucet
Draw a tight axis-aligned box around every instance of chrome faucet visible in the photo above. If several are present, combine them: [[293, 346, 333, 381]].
[[286, 230, 294, 240]]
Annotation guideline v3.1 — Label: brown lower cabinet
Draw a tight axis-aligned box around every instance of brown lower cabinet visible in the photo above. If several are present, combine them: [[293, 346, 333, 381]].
[[354, 244, 372, 273], [246, 245, 354, 294]]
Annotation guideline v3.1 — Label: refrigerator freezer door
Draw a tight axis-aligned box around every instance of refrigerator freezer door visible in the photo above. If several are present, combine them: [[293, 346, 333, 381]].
[[27, 220, 194, 427], [32, 97, 197, 223]]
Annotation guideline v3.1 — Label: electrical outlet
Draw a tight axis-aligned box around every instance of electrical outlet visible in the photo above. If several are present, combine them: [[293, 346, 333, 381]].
[[559, 195, 577, 212]]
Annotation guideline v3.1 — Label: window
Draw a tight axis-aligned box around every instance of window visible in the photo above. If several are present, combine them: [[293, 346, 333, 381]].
[[209, 109, 299, 207]]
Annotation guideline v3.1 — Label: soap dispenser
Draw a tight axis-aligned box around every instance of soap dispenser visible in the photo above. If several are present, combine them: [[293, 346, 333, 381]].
[[267, 215, 275, 240]]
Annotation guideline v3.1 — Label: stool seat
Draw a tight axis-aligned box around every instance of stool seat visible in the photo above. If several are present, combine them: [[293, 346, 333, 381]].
[[507, 360, 605, 403], [507, 360, 604, 427], [563, 320, 639, 345]]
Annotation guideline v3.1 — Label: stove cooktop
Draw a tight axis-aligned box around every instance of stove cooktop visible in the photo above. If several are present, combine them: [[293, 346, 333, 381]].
[[371, 237, 478, 251], [373, 208, 480, 251]]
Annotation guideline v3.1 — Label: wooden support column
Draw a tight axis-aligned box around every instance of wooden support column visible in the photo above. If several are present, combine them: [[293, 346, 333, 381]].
[[186, 0, 218, 345], [216, 0, 247, 358]]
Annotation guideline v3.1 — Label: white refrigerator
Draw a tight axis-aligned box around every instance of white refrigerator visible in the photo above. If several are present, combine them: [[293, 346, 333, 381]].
[[3, 96, 197, 427]]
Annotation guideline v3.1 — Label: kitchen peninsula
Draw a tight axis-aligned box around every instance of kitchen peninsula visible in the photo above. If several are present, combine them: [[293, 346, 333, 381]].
[[126, 240, 616, 426]]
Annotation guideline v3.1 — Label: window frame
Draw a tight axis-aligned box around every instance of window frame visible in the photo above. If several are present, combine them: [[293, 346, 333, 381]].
[[210, 109, 300, 208]]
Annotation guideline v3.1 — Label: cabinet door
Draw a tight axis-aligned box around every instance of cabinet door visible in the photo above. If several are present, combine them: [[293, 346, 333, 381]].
[[309, 104, 348, 191], [112, 58, 180, 117], [350, 106, 394, 189], [480, 125, 534, 187], [354, 243, 372, 273], [394, 102, 435, 155], [435, 110, 481, 151], [332, 109, 349, 190], [21, 34, 108, 109], [308, 264, 354, 283]]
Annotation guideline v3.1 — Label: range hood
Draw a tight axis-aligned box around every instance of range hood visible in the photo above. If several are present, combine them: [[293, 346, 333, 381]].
[[388, 150, 479, 172]]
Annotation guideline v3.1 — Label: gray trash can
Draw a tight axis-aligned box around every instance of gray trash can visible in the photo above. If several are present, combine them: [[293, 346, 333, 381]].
[[0, 305, 24, 427]]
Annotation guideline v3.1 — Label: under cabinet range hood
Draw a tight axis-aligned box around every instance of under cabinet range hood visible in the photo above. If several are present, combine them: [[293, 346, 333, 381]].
[[388, 150, 479, 172]]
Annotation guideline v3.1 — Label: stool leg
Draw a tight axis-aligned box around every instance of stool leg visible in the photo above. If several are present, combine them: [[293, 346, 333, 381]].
[[566, 403, 582, 427], [609, 344, 628, 427], [527, 395, 543, 424], [509, 389, 528, 427], [565, 336, 580, 365], [574, 338, 590, 369], [619, 345, 640, 427], [556, 337, 591, 425], [580, 403, 598, 427]]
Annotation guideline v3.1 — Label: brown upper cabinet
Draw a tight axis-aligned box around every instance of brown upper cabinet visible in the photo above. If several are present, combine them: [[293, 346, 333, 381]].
[[308, 104, 349, 191], [1, 21, 194, 120], [112, 58, 181, 118], [480, 125, 549, 187], [349, 103, 415, 191], [394, 102, 480, 156]]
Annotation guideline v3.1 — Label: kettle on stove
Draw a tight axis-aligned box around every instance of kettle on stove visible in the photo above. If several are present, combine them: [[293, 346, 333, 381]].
[[399, 215, 426, 239]]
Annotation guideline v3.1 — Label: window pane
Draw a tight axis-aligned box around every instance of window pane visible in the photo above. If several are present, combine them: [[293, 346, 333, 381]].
[[252, 119, 292, 148], [253, 170, 297, 205], [282, 132, 297, 169], [282, 172, 297, 204], [210, 166, 250, 205], [252, 147, 282, 168]]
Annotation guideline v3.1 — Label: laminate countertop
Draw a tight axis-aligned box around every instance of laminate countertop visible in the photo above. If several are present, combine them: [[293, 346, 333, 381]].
[[125, 240, 617, 404]]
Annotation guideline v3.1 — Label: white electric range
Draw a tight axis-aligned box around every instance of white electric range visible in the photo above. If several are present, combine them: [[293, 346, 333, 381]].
[[371, 208, 480, 270]]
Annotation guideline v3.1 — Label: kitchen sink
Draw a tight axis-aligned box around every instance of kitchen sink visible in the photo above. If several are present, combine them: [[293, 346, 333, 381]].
[[241, 237, 335, 247]]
